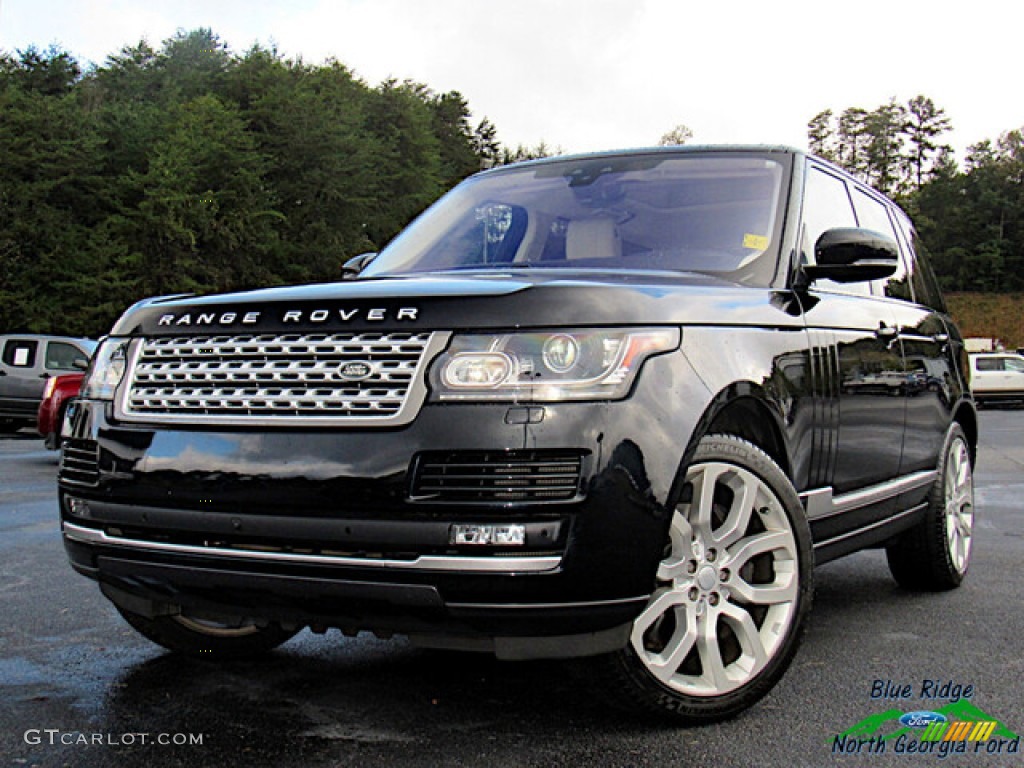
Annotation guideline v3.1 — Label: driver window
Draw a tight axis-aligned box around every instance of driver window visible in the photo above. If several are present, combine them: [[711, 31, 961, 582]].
[[46, 341, 87, 371], [801, 167, 870, 295]]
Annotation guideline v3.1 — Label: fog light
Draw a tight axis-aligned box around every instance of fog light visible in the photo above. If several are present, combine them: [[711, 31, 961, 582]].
[[449, 524, 526, 546], [67, 497, 91, 518]]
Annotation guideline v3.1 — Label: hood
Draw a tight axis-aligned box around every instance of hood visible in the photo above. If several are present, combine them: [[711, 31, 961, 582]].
[[110, 270, 804, 335]]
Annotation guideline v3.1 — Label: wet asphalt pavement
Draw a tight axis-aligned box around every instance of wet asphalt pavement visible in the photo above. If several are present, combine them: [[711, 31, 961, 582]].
[[1, 411, 1022, 768]]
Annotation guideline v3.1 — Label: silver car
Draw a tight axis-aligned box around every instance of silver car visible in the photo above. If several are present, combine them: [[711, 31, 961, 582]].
[[0, 334, 96, 432]]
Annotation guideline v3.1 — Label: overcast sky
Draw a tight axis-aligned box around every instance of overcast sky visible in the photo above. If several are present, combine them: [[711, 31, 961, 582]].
[[1, 0, 1020, 161]]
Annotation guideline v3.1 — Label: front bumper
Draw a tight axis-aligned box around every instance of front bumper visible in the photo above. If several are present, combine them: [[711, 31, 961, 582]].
[[58, 353, 708, 651]]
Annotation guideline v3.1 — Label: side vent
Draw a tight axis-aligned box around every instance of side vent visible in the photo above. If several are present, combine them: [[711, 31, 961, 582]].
[[60, 439, 100, 486]]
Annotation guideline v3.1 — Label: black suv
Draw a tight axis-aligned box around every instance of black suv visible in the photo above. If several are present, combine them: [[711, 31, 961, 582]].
[[60, 147, 976, 721]]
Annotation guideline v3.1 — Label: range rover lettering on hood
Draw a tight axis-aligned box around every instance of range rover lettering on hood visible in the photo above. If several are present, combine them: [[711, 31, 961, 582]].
[[156, 307, 420, 327]]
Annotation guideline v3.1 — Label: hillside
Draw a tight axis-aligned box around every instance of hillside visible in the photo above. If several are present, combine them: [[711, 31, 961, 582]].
[[946, 293, 1024, 349]]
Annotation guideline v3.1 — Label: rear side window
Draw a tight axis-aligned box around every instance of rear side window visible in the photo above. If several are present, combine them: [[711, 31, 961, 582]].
[[891, 209, 947, 312], [850, 187, 913, 302], [975, 357, 1002, 371], [2, 339, 38, 368]]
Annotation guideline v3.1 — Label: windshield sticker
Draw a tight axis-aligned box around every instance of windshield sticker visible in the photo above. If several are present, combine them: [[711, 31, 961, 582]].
[[743, 233, 770, 250]]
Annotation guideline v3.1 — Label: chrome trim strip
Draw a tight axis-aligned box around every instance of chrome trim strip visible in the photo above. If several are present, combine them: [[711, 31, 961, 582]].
[[114, 332, 451, 428], [800, 470, 937, 521], [63, 522, 561, 574], [812, 502, 927, 551], [446, 595, 649, 610], [800, 488, 833, 519]]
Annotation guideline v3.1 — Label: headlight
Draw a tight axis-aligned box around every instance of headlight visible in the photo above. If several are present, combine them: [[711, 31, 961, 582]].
[[431, 328, 679, 402], [80, 338, 130, 400]]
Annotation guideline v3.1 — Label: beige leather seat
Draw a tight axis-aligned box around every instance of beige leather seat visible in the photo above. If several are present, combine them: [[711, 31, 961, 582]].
[[565, 218, 621, 262]]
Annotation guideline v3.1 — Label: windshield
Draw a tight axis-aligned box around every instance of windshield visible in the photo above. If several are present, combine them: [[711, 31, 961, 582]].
[[362, 152, 786, 285]]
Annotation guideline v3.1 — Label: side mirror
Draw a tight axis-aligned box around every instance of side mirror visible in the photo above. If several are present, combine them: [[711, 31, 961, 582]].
[[806, 227, 899, 283], [72, 358, 89, 371], [341, 252, 377, 279]]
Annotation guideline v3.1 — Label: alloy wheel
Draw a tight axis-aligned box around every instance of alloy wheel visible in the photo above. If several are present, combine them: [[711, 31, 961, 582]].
[[943, 436, 974, 575], [630, 460, 799, 697]]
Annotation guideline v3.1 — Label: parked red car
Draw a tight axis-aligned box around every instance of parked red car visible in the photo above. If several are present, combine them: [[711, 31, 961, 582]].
[[37, 373, 83, 449]]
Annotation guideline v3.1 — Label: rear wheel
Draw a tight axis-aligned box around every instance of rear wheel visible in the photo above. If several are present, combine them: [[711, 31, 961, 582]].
[[592, 435, 813, 722], [117, 608, 299, 657], [886, 423, 974, 590]]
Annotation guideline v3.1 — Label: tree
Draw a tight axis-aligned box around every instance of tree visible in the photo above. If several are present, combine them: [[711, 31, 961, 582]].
[[472, 117, 501, 169], [430, 90, 481, 187], [912, 131, 1024, 292], [498, 141, 559, 165], [363, 79, 444, 243], [836, 107, 870, 178], [0, 47, 109, 333], [863, 99, 907, 196], [123, 94, 280, 296], [157, 28, 232, 101], [809, 96, 953, 198], [807, 109, 837, 162], [239, 55, 381, 282], [658, 124, 693, 146], [10, 45, 81, 94], [904, 95, 952, 190]]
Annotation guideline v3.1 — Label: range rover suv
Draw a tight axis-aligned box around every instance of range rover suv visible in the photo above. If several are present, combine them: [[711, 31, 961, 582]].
[[59, 146, 976, 721]]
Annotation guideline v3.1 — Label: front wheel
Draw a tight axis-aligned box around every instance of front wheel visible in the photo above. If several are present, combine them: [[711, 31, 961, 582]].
[[117, 607, 299, 658], [886, 423, 974, 590], [591, 435, 813, 722]]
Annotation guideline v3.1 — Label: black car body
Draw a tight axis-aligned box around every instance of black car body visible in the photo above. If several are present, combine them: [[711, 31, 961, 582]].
[[59, 147, 977, 721]]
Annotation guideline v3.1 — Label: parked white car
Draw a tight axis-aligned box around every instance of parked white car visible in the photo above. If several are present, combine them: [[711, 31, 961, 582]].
[[970, 352, 1024, 405]]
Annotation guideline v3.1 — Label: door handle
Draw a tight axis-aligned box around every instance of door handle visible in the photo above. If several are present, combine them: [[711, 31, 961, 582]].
[[39, 373, 51, 379], [875, 323, 899, 340]]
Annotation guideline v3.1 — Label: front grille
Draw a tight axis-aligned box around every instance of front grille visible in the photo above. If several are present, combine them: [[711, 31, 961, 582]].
[[60, 439, 100, 486], [410, 450, 586, 503], [120, 332, 444, 425]]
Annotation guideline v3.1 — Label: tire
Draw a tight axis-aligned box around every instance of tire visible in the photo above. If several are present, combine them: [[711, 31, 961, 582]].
[[886, 423, 974, 591], [591, 435, 813, 723], [43, 405, 66, 450], [117, 607, 299, 658]]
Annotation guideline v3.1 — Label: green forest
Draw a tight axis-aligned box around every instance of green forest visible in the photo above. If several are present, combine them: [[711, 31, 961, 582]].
[[2, 29, 1022, 338], [0, 29, 538, 336]]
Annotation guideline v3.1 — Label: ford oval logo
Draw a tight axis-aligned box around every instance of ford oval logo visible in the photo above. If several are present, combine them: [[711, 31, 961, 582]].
[[336, 361, 375, 382], [899, 711, 947, 729]]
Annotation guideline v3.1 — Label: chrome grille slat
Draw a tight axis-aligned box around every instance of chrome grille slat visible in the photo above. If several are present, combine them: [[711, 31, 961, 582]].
[[120, 332, 444, 425]]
